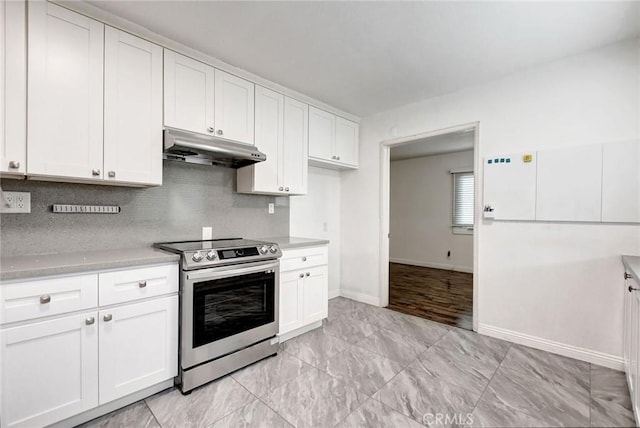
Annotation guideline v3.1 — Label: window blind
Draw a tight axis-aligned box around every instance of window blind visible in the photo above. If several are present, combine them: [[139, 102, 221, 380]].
[[453, 172, 474, 226]]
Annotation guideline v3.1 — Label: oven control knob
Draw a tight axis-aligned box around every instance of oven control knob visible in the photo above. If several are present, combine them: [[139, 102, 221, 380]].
[[269, 245, 278, 254], [192, 251, 204, 262], [259, 245, 268, 255], [206, 250, 217, 261]]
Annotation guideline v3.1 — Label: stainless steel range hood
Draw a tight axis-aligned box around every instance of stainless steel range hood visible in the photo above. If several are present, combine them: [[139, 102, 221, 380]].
[[163, 127, 266, 169]]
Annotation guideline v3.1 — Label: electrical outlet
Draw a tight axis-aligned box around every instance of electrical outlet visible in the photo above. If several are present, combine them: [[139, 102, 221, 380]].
[[1, 191, 30, 213], [447, 250, 451, 258], [202, 227, 212, 240], [268, 203, 275, 214]]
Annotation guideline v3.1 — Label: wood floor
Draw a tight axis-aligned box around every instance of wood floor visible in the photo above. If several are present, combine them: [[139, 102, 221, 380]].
[[388, 263, 473, 330]]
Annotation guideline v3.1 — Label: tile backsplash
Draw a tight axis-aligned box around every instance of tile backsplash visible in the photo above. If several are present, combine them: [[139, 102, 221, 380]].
[[0, 161, 289, 257]]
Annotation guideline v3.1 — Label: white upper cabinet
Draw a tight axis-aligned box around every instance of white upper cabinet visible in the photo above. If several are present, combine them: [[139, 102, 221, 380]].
[[164, 51, 254, 145], [308, 106, 334, 161], [334, 116, 359, 167], [27, 2, 104, 180], [308, 106, 358, 169], [282, 96, 308, 194], [602, 140, 640, 223], [237, 86, 307, 195], [163, 50, 215, 136], [214, 69, 254, 145], [104, 27, 162, 186], [1, 0, 27, 176]]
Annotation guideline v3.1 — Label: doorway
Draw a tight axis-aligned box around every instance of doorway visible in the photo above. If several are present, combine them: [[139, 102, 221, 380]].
[[379, 123, 480, 331]]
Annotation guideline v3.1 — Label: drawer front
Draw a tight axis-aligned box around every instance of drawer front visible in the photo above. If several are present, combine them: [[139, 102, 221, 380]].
[[99, 264, 178, 306], [280, 246, 328, 272], [0, 274, 98, 324]]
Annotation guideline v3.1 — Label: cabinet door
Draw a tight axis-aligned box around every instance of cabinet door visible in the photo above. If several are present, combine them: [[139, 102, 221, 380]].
[[1, 312, 98, 428], [214, 69, 254, 145], [283, 97, 308, 195], [104, 27, 162, 186], [164, 50, 215, 136], [279, 270, 304, 335], [625, 278, 633, 384], [602, 140, 640, 223], [634, 289, 640, 422], [1, 0, 26, 175], [99, 296, 178, 404], [335, 117, 359, 167], [27, 2, 104, 180], [302, 265, 328, 325], [308, 106, 334, 161], [252, 85, 283, 193]]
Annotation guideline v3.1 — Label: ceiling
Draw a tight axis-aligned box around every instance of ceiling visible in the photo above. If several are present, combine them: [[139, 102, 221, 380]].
[[390, 131, 474, 161], [87, 1, 640, 118]]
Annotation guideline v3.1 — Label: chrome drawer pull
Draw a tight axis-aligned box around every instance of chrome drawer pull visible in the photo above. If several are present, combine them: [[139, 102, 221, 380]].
[[40, 295, 51, 304], [138, 280, 147, 288], [85, 317, 95, 325], [302, 256, 307, 262], [103, 314, 113, 322], [299, 273, 304, 278], [306, 272, 310, 277]]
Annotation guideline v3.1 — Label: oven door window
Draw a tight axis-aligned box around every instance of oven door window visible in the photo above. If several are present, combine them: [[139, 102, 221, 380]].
[[192, 270, 275, 348]]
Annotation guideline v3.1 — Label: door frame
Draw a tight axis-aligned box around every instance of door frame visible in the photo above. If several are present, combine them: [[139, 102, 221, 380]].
[[378, 121, 481, 332]]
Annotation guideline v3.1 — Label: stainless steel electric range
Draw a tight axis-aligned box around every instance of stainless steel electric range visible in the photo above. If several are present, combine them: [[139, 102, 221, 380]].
[[154, 238, 282, 393]]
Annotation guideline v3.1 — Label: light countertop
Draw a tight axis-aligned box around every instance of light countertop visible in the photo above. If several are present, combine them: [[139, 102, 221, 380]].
[[257, 236, 330, 250], [623, 255, 640, 284], [1, 247, 180, 282]]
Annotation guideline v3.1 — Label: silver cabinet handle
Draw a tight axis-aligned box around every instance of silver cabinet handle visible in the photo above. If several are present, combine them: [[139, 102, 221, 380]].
[[306, 272, 310, 277], [103, 314, 113, 322], [138, 280, 147, 288], [92, 169, 101, 176], [216, 129, 223, 136], [279, 187, 284, 191], [302, 256, 307, 262], [331, 156, 336, 160], [285, 187, 290, 192], [8, 161, 20, 169], [299, 273, 304, 278], [625, 272, 633, 280], [108, 171, 116, 178], [629, 286, 639, 293], [85, 317, 95, 325], [40, 295, 51, 304], [207, 127, 215, 133]]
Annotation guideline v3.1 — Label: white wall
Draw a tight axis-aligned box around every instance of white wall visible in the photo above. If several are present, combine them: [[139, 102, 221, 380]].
[[390, 150, 474, 272], [341, 38, 640, 368], [290, 166, 341, 298]]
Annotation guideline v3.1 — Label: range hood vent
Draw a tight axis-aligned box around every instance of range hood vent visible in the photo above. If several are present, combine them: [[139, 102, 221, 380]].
[[163, 127, 266, 169]]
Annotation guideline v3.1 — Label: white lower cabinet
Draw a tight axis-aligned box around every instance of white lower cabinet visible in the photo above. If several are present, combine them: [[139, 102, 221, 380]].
[[623, 269, 640, 425], [0, 263, 178, 428], [278, 246, 328, 339], [99, 296, 178, 404], [1, 311, 99, 428]]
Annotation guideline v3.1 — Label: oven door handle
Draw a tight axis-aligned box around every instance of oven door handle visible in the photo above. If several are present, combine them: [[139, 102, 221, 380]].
[[186, 261, 279, 281]]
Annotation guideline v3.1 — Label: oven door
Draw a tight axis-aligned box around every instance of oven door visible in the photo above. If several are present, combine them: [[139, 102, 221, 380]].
[[181, 260, 279, 369]]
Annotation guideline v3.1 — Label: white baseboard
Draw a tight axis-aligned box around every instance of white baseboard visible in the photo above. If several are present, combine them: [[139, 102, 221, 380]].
[[389, 258, 473, 274], [478, 323, 624, 371], [328, 288, 340, 299], [278, 320, 322, 342], [339, 289, 380, 306]]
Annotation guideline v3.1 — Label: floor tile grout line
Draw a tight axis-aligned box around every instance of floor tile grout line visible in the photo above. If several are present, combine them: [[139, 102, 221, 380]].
[[143, 399, 163, 428], [231, 373, 297, 428], [466, 342, 514, 419]]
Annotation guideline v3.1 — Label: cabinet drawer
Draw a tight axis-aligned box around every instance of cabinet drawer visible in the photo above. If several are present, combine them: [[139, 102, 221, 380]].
[[280, 246, 328, 272], [99, 264, 178, 306], [0, 274, 98, 325]]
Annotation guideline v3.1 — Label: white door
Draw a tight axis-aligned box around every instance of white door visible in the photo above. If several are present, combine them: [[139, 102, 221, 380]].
[[163, 50, 215, 136], [301, 265, 328, 325], [282, 97, 308, 195], [214, 69, 254, 145], [27, 2, 104, 180], [252, 86, 283, 193], [279, 270, 304, 335], [104, 27, 162, 186], [0, 312, 99, 428], [634, 289, 640, 422], [308, 106, 334, 161], [99, 296, 178, 404], [1, 0, 27, 175], [334, 117, 359, 167]]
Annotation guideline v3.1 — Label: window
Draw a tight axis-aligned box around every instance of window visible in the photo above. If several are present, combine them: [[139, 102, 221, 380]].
[[452, 171, 474, 230]]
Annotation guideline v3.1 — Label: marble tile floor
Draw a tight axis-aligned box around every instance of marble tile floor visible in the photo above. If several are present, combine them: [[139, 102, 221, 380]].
[[81, 297, 634, 428]]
